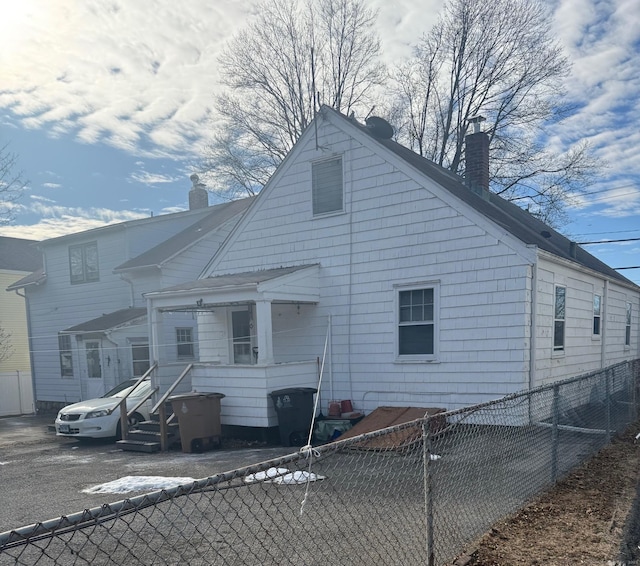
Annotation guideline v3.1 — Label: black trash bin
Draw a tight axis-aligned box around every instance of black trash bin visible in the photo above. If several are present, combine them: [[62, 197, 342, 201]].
[[269, 387, 317, 447]]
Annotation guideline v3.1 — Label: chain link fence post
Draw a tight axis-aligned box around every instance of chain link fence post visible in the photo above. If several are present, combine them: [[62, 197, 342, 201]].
[[605, 368, 612, 443], [423, 418, 434, 566], [551, 384, 560, 484]]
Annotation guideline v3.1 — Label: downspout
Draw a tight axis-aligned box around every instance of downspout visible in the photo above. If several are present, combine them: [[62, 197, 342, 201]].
[[601, 278, 609, 369], [528, 261, 538, 392], [14, 289, 36, 414], [118, 273, 136, 307]]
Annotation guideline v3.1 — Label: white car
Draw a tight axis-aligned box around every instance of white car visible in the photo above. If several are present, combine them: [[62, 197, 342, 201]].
[[55, 379, 153, 439]]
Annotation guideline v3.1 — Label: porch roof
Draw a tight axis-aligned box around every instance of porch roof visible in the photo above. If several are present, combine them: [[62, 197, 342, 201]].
[[144, 264, 320, 309], [62, 307, 147, 333]]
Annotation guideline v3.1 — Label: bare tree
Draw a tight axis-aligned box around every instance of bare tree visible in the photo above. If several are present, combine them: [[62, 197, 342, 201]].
[[0, 143, 28, 225], [390, 0, 599, 226], [203, 0, 385, 197]]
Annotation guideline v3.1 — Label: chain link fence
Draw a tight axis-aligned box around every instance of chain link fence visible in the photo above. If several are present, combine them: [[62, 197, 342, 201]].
[[1, 360, 639, 566]]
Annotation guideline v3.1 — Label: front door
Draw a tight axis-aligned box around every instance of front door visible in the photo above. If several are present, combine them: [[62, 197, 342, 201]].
[[230, 307, 254, 364], [81, 340, 105, 399]]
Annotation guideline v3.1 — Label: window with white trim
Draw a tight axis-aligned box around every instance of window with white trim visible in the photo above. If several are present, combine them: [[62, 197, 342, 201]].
[[593, 294, 601, 336], [553, 286, 566, 352], [176, 328, 194, 359], [398, 287, 435, 358], [312, 157, 343, 215], [58, 334, 73, 377], [626, 302, 632, 347], [131, 343, 150, 376], [69, 241, 99, 284]]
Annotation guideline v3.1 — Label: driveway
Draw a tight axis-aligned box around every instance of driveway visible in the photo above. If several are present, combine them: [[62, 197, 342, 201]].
[[0, 415, 290, 534]]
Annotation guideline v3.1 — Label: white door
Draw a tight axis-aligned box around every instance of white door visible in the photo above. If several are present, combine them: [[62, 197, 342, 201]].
[[81, 340, 105, 399]]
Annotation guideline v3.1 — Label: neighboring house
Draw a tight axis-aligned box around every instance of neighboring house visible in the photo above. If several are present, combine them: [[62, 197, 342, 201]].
[[0, 237, 42, 415], [8, 181, 253, 412], [144, 106, 639, 438]]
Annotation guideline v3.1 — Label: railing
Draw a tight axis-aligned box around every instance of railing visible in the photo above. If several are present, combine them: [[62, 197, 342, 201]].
[[151, 363, 193, 451], [116, 363, 158, 441]]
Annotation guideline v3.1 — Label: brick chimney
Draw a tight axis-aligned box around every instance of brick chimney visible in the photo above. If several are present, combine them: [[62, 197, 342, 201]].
[[188, 174, 208, 210], [465, 116, 489, 196]]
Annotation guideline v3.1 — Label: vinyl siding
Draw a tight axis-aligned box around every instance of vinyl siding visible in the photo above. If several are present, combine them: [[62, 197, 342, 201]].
[[206, 119, 534, 411]]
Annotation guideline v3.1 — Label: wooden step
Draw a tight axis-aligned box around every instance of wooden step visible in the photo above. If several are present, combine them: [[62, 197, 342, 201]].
[[116, 439, 161, 453]]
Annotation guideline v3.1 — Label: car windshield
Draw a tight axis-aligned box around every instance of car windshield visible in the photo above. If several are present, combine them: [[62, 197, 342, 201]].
[[106, 380, 151, 399]]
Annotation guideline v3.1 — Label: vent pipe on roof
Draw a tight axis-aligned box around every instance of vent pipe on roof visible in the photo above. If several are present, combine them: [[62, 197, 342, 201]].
[[189, 174, 209, 210], [465, 116, 490, 196]]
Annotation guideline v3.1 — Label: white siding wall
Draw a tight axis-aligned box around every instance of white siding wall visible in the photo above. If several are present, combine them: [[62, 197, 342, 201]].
[[208, 120, 534, 412], [534, 255, 640, 387], [27, 212, 213, 405]]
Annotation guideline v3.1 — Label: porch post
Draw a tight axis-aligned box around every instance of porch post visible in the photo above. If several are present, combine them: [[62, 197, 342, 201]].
[[255, 299, 274, 365], [147, 299, 161, 400]]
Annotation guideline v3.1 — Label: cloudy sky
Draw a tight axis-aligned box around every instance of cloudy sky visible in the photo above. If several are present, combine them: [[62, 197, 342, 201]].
[[0, 0, 638, 283]]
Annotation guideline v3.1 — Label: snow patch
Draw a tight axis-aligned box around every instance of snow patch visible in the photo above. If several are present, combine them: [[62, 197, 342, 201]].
[[83, 476, 196, 494], [244, 467, 325, 485]]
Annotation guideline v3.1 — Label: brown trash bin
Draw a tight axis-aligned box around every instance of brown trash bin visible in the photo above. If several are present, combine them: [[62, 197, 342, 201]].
[[169, 392, 225, 453]]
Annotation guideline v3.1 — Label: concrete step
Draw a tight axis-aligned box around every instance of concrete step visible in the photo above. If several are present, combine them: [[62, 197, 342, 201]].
[[116, 439, 161, 453], [135, 420, 179, 433]]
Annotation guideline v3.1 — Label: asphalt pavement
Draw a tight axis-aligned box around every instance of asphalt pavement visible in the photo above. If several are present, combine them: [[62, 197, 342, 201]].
[[0, 414, 291, 534], [0, 413, 55, 448]]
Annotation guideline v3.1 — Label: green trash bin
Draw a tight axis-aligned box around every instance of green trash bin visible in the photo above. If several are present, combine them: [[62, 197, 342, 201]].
[[169, 392, 225, 453], [270, 387, 317, 447]]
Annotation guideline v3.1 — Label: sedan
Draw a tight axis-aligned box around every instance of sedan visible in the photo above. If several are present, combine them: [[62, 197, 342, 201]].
[[55, 379, 153, 439]]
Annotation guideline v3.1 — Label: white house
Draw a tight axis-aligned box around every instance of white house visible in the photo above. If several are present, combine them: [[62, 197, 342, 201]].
[[9, 183, 253, 412], [144, 106, 639, 439], [0, 237, 42, 415]]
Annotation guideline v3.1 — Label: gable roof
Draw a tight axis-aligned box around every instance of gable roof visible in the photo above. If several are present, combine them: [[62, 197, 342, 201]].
[[114, 197, 255, 272], [63, 307, 147, 333], [0, 237, 42, 272], [37, 205, 214, 247], [325, 107, 636, 288]]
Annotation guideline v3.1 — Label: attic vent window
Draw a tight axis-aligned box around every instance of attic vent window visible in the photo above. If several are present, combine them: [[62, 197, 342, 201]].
[[312, 157, 343, 216]]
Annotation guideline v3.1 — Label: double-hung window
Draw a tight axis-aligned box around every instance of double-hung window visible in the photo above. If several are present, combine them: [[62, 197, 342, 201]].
[[398, 287, 436, 358], [593, 294, 601, 336], [312, 157, 343, 215], [69, 242, 99, 284], [626, 303, 632, 347], [553, 286, 566, 352], [176, 328, 194, 359]]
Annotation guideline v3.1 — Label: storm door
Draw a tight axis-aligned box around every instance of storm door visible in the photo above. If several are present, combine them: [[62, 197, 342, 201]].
[[230, 307, 254, 364], [81, 340, 105, 399]]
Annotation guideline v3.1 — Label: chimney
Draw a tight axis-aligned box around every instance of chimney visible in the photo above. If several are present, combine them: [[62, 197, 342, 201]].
[[188, 174, 208, 210], [465, 116, 490, 196]]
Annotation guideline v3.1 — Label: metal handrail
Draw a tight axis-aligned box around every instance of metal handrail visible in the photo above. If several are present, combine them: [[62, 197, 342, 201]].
[[116, 363, 158, 441]]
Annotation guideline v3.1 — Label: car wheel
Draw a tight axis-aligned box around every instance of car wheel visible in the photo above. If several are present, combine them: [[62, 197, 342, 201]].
[[128, 412, 144, 427]]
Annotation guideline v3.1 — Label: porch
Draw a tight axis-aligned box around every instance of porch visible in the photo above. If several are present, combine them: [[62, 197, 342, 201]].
[[144, 265, 323, 435]]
